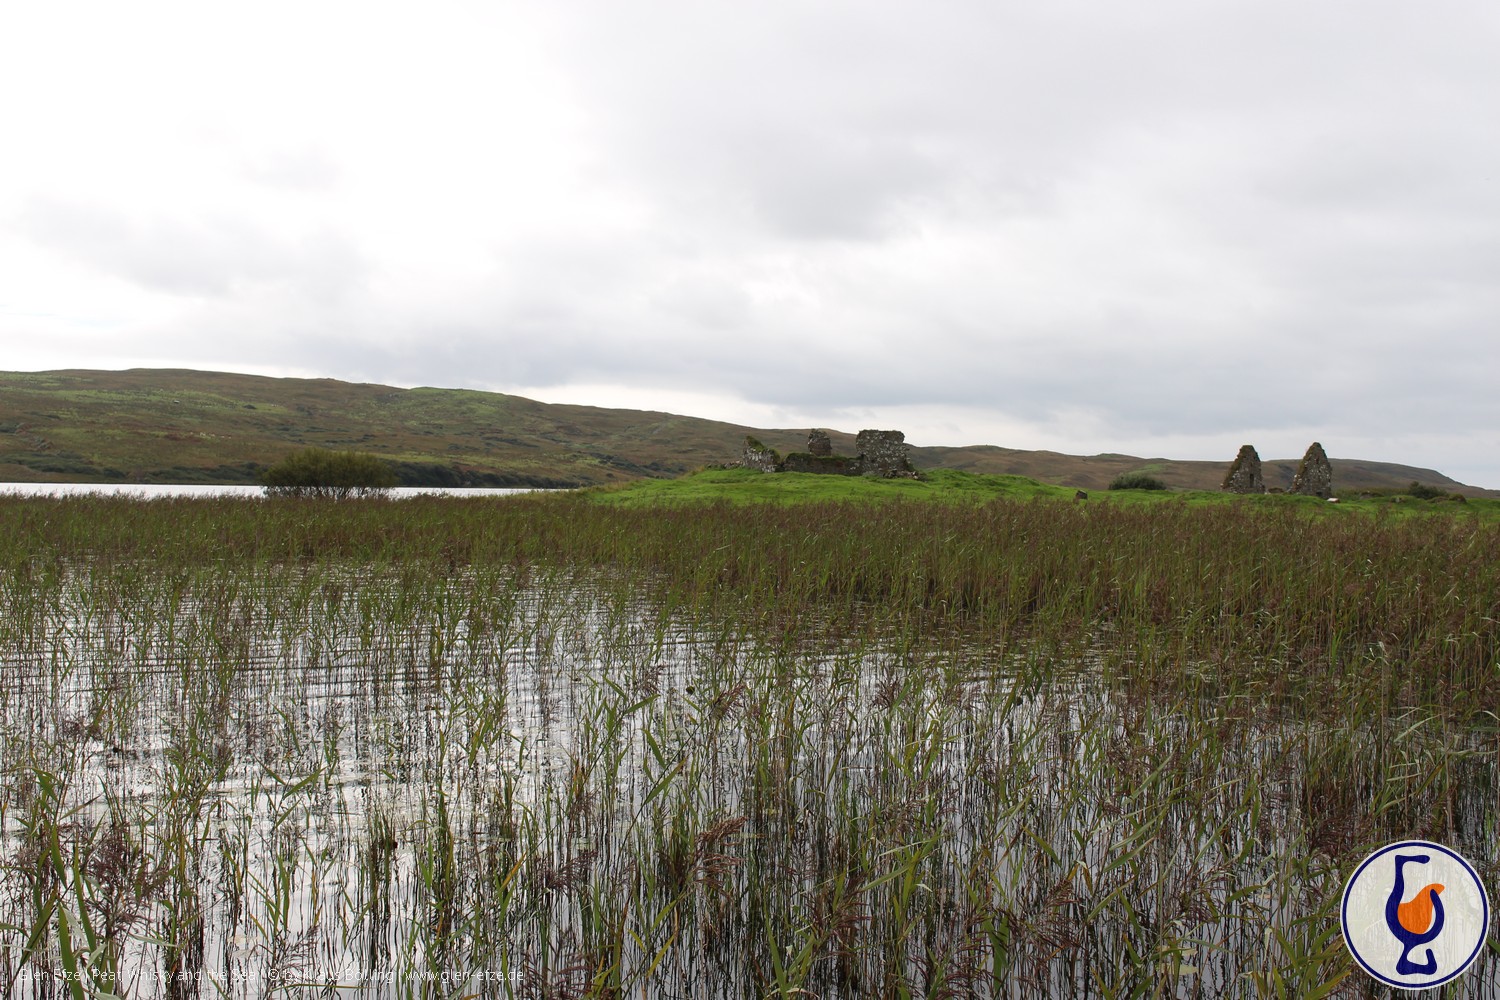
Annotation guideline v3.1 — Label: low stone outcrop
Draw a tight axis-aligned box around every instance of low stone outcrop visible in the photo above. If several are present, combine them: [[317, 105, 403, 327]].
[[1290, 442, 1333, 498], [1222, 445, 1266, 494]]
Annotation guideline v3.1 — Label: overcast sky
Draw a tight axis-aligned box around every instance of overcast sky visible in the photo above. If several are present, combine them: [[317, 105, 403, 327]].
[[4, 1, 1498, 485]]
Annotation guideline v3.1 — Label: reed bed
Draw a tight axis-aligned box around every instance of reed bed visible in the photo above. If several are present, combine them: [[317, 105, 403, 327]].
[[0, 493, 1496, 997]]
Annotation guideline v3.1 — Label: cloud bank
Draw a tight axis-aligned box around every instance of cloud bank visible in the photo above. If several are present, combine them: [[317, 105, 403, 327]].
[[3, 0, 1497, 483]]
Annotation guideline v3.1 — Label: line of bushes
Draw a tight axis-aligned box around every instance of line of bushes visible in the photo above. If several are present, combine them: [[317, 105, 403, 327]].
[[1108, 471, 1167, 491]]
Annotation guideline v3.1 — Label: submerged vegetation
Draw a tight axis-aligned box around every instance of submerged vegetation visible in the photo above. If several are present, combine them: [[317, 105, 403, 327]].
[[1, 485, 1497, 996]]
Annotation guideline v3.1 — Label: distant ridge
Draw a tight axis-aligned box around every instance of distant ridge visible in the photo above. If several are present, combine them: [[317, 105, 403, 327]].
[[910, 445, 1483, 495], [0, 368, 1487, 495]]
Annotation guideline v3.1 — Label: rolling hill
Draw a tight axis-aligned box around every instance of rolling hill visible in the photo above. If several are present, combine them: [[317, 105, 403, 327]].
[[0, 368, 1484, 494]]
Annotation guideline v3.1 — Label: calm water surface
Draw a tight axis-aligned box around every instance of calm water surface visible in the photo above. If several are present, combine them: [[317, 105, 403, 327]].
[[0, 483, 549, 499]]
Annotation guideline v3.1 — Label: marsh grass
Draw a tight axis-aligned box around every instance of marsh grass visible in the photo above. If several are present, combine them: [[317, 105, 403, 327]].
[[0, 492, 1497, 996]]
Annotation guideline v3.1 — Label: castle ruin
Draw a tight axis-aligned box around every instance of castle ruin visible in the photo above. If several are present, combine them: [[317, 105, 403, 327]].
[[741, 429, 917, 479]]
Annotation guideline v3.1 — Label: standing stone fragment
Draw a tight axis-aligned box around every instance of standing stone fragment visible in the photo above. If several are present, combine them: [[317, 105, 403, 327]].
[[1290, 442, 1333, 498], [1222, 445, 1266, 494], [807, 429, 833, 457]]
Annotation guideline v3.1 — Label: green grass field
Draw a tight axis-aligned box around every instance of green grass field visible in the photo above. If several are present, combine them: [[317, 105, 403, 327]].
[[584, 467, 1076, 505], [587, 466, 1500, 521]]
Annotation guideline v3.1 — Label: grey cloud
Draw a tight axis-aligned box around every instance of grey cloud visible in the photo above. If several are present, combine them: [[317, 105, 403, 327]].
[[557, 0, 1499, 242], [765, 137, 943, 241], [242, 147, 343, 192], [648, 273, 753, 331], [22, 0, 1500, 484], [18, 199, 366, 300]]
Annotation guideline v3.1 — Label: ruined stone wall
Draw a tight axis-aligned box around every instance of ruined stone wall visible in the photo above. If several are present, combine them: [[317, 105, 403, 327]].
[[855, 429, 915, 478], [741, 437, 779, 473], [737, 428, 918, 477], [1290, 442, 1333, 498], [781, 453, 859, 475], [1222, 445, 1266, 494]]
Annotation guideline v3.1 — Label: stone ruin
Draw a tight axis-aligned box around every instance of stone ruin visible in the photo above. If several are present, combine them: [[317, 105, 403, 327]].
[[742, 429, 917, 479], [741, 437, 780, 473], [1221, 445, 1265, 494], [1221, 442, 1335, 497], [855, 430, 914, 477], [1290, 441, 1333, 498]]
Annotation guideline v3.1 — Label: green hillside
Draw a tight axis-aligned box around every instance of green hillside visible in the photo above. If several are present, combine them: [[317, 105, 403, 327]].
[[0, 368, 1486, 494], [913, 445, 1483, 494], [0, 369, 763, 488]]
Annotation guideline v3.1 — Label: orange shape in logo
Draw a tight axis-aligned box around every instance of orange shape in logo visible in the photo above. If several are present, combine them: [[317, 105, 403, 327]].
[[1397, 883, 1445, 935]]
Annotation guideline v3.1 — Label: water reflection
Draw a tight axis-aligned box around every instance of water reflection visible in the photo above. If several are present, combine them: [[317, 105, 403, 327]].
[[1, 567, 1495, 997]]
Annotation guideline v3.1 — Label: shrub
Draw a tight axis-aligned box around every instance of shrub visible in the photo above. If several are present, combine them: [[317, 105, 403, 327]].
[[1108, 471, 1168, 491], [1407, 481, 1445, 501], [260, 448, 398, 498]]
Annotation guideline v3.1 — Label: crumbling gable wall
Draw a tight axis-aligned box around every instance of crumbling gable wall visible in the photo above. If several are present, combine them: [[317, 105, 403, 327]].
[[1222, 445, 1266, 494], [1290, 442, 1333, 498]]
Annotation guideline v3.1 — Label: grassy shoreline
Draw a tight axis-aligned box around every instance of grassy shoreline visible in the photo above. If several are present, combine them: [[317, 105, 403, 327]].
[[587, 466, 1500, 516]]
